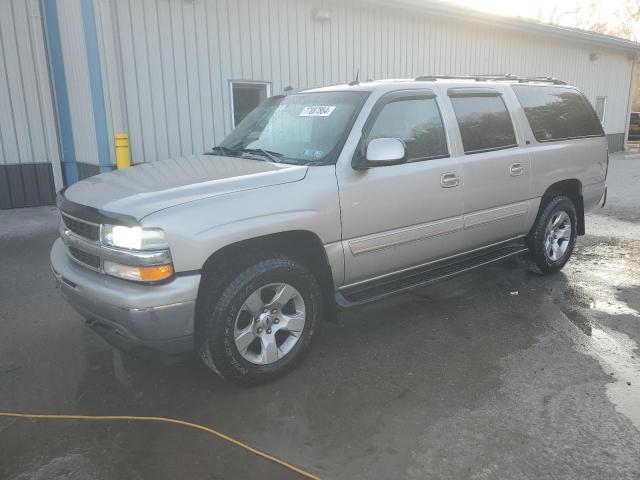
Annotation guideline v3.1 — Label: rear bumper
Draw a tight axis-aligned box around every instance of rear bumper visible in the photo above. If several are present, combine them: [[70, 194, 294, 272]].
[[51, 239, 200, 354]]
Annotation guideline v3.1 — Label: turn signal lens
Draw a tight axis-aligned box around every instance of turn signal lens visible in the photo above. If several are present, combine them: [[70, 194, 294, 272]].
[[103, 260, 174, 283], [139, 264, 174, 282]]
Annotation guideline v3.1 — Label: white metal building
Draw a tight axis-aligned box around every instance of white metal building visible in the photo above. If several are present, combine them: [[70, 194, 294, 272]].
[[1, 0, 638, 208]]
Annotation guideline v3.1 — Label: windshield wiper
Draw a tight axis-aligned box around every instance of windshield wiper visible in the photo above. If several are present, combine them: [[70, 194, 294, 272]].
[[237, 148, 284, 163], [208, 145, 241, 157]]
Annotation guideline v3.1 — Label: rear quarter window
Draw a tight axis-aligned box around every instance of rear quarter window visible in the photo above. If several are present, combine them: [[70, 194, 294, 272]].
[[512, 85, 604, 142]]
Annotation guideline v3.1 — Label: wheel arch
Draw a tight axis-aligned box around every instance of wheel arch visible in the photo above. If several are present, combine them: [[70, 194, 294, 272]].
[[197, 230, 338, 322], [539, 179, 585, 235]]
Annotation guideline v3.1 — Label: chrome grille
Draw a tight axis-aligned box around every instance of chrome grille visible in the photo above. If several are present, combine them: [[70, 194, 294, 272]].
[[61, 213, 100, 242]]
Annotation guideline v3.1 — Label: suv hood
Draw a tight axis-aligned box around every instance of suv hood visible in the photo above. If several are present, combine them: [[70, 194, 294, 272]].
[[63, 155, 308, 221]]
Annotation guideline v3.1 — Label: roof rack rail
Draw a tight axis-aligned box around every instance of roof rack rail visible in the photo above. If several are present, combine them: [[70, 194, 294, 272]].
[[414, 74, 566, 85]]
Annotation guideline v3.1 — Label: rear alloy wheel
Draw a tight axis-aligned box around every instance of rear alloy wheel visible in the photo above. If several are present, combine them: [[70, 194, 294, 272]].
[[526, 195, 577, 275], [543, 210, 572, 262], [197, 254, 321, 385]]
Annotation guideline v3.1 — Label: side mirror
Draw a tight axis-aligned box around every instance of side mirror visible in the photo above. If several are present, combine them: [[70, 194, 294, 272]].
[[353, 138, 406, 169]]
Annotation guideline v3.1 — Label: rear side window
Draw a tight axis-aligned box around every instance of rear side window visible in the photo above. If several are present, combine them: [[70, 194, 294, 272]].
[[449, 95, 517, 154], [368, 97, 448, 161], [512, 85, 604, 142]]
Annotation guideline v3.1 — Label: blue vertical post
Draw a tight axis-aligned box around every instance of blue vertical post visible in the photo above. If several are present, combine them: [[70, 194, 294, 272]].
[[42, 0, 78, 185], [80, 0, 111, 174]]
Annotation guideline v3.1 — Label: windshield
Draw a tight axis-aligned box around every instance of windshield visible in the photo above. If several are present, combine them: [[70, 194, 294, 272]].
[[218, 91, 368, 165]]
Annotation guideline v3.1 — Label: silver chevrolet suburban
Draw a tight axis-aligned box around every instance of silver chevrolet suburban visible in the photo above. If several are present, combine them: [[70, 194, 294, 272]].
[[52, 76, 608, 384]]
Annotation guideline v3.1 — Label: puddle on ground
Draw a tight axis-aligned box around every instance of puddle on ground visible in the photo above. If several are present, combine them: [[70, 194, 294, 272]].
[[561, 242, 640, 432], [583, 327, 640, 431]]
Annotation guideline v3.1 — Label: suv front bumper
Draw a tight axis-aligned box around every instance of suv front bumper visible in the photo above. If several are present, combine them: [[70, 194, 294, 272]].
[[51, 239, 200, 354]]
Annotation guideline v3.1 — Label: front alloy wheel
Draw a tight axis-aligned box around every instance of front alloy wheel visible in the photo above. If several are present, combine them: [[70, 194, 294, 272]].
[[197, 253, 321, 385], [234, 283, 306, 365]]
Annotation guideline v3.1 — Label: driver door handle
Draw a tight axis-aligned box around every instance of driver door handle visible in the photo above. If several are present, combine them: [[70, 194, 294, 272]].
[[509, 163, 525, 176], [440, 172, 460, 188]]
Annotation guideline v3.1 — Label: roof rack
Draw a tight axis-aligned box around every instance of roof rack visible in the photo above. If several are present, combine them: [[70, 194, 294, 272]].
[[414, 74, 566, 85]]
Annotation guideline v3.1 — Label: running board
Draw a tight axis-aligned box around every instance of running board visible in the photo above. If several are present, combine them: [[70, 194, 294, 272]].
[[336, 240, 528, 308]]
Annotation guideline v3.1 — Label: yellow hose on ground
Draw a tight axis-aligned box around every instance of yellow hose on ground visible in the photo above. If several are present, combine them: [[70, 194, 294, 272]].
[[0, 412, 320, 480]]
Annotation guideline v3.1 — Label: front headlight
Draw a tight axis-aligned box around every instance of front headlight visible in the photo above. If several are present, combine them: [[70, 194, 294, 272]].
[[101, 225, 169, 250]]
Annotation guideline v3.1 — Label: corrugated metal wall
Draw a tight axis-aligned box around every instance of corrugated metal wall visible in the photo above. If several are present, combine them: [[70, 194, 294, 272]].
[[88, 0, 634, 166], [0, 0, 62, 208], [2, 0, 634, 209]]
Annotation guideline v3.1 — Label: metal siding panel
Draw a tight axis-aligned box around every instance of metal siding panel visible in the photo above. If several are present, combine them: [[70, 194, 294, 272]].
[[0, 15, 20, 166], [337, 2, 346, 82], [303, 1, 315, 88], [95, 0, 124, 167], [205, 0, 226, 145], [259, 0, 273, 87], [6, 164, 25, 208], [322, 4, 331, 85], [130, 0, 158, 161], [194, 0, 215, 152], [87, 0, 633, 168], [20, 163, 39, 206], [182, 0, 204, 153], [216, 0, 233, 136], [0, 1, 32, 164], [0, 167, 11, 208], [277, 0, 290, 86], [249, 0, 262, 80], [35, 162, 55, 204], [156, 0, 182, 157], [12, 0, 46, 165], [115, 0, 143, 164], [227, 0, 242, 78], [237, 0, 252, 79], [142, 0, 169, 161], [287, 0, 298, 86], [170, 0, 193, 152]]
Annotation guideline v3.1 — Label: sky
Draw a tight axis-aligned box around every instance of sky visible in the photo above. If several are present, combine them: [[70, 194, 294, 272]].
[[443, 0, 640, 41]]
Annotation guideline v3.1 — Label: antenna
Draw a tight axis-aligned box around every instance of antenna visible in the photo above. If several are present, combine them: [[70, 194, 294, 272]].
[[348, 69, 360, 86]]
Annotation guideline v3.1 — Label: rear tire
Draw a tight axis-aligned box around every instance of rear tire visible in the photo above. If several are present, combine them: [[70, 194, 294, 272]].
[[196, 252, 321, 385], [526, 195, 577, 275]]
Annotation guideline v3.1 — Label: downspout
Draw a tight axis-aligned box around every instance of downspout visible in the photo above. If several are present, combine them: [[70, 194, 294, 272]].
[[623, 53, 638, 152]]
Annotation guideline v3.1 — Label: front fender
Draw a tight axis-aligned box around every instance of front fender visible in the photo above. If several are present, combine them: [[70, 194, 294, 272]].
[[142, 165, 342, 273]]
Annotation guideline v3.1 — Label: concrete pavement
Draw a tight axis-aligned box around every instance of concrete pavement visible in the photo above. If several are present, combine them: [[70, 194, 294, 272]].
[[1, 153, 639, 479]]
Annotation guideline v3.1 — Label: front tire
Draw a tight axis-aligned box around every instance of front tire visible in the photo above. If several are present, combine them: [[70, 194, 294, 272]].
[[196, 253, 322, 385], [526, 195, 577, 275]]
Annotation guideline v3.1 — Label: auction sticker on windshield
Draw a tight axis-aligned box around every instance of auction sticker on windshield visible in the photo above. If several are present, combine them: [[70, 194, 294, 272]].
[[299, 106, 336, 116]]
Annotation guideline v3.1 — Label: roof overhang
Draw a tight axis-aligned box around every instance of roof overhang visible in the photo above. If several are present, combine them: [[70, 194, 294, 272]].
[[369, 0, 640, 55]]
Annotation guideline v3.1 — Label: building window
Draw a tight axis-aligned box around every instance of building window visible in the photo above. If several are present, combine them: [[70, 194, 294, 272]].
[[230, 81, 270, 127], [595, 96, 607, 123]]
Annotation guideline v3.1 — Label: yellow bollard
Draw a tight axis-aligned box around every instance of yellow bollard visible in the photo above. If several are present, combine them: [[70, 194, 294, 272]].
[[115, 133, 131, 169]]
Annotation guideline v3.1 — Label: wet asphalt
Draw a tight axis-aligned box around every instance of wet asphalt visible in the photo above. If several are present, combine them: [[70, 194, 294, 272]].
[[1, 153, 639, 480]]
